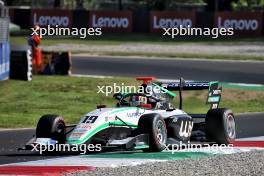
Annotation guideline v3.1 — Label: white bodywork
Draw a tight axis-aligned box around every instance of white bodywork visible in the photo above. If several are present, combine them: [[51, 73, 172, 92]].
[[67, 107, 187, 144]]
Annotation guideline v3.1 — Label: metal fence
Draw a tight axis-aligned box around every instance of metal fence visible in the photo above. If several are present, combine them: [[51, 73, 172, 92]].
[[0, 5, 10, 80]]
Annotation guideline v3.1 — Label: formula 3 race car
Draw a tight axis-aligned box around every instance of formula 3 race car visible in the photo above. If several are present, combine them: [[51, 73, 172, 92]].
[[21, 77, 236, 153]]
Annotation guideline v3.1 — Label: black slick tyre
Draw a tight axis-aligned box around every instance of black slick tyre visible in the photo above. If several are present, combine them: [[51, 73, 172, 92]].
[[138, 113, 167, 152]]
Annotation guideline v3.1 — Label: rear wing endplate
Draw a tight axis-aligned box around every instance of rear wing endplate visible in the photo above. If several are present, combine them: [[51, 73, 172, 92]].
[[207, 81, 222, 109]]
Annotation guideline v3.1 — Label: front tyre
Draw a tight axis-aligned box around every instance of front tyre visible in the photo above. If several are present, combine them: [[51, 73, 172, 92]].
[[205, 108, 236, 145], [36, 114, 66, 144], [138, 113, 167, 152]]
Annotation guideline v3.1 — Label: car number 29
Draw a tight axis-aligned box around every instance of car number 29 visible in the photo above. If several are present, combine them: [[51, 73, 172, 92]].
[[82, 116, 98, 123]]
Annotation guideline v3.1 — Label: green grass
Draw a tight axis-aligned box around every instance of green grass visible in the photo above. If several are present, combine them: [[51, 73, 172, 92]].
[[0, 76, 135, 128], [0, 76, 263, 128]]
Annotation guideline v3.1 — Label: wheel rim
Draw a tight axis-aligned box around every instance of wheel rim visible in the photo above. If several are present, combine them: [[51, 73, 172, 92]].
[[225, 114, 236, 139], [56, 123, 65, 134], [54, 122, 65, 143], [155, 120, 166, 145]]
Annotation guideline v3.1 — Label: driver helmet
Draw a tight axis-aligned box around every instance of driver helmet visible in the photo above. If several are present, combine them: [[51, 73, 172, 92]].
[[130, 96, 147, 107]]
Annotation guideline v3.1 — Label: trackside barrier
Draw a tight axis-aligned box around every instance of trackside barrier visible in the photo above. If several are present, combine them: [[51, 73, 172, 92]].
[[42, 51, 71, 75], [0, 5, 10, 81], [9, 46, 71, 79], [10, 46, 32, 81], [0, 42, 10, 80], [8, 8, 264, 36]]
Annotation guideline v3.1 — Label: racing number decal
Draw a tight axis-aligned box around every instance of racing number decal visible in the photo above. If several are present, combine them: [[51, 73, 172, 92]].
[[82, 116, 98, 123], [179, 121, 193, 138]]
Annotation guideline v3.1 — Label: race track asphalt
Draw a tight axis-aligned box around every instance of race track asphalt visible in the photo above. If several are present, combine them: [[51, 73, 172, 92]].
[[71, 56, 264, 84], [0, 113, 263, 165]]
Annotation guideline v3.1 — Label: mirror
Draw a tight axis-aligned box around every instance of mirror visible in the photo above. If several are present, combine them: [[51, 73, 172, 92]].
[[113, 93, 123, 100]]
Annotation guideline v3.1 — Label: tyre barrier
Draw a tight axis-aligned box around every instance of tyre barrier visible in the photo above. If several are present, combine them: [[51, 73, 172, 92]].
[[9, 45, 72, 81], [42, 51, 71, 75], [10, 46, 32, 81]]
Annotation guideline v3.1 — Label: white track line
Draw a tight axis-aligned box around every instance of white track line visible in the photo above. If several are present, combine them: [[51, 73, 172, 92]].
[[236, 136, 264, 141], [3, 147, 264, 167], [71, 74, 113, 78], [0, 128, 33, 131], [4, 156, 165, 168]]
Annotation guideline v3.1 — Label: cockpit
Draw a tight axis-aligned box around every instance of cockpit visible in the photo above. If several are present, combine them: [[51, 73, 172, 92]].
[[114, 87, 174, 110]]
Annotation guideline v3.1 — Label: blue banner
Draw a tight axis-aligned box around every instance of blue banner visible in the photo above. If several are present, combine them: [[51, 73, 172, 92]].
[[0, 42, 10, 80]]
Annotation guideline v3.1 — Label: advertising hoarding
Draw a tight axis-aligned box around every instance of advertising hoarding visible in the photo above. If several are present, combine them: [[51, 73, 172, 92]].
[[150, 11, 196, 33], [215, 12, 263, 36], [89, 11, 133, 32], [31, 9, 73, 28]]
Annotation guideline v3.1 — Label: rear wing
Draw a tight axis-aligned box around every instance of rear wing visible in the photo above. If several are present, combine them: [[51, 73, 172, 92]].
[[136, 77, 222, 109], [157, 80, 222, 109], [160, 81, 209, 91]]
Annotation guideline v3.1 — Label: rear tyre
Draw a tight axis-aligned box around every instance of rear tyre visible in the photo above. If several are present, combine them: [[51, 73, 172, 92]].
[[138, 113, 167, 152], [205, 108, 236, 145], [36, 114, 66, 144]]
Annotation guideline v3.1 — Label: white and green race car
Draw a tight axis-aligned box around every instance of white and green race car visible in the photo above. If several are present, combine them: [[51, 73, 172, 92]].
[[22, 77, 236, 153]]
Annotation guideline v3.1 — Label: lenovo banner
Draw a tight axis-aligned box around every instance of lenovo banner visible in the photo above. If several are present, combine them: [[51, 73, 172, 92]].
[[89, 11, 132, 32], [215, 12, 263, 36], [150, 11, 196, 33], [31, 9, 73, 28]]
